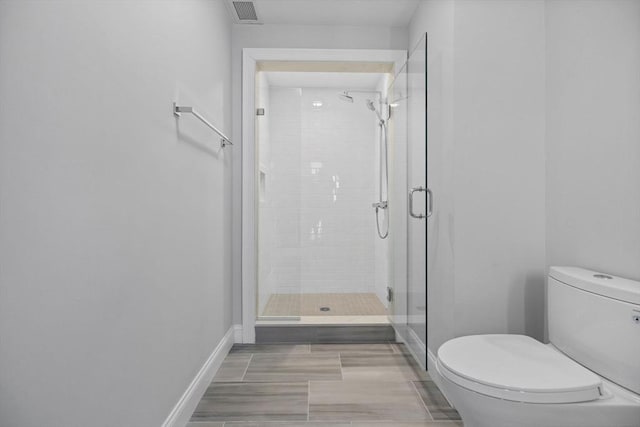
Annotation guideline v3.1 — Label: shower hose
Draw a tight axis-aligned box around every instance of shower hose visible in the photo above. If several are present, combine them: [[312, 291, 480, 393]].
[[376, 118, 389, 240]]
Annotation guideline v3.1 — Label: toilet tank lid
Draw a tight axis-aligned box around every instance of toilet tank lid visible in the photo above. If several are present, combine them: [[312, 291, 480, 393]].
[[549, 266, 640, 305]]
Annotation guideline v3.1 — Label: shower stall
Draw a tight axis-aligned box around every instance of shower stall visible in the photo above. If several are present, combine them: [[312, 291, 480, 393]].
[[255, 70, 392, 324], [242, 45, 430, 359]]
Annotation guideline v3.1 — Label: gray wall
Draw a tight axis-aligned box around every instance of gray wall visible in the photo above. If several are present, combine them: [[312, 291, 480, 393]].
[[409, 0, 547, 354], [0, 1, 233, 426], [451, 0, 547, 342], [408, 0, 457, 359], [546, 0, 640, 282], [410, 0, 640, 357]]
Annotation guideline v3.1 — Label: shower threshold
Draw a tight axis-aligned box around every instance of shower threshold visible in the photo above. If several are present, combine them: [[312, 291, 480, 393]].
[[256, 315, 389, 326], [255, 292, 392, 342], [255, 321, 395, 344]]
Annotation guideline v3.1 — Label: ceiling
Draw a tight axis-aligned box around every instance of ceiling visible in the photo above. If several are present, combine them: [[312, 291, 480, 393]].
[[245, 0, 421, 27]]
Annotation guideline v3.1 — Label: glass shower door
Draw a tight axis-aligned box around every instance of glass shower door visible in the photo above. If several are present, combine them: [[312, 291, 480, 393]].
[[255, 76, 303, 321], [388, 34, 428, 367], [406, 35, 428, 366], [388, 52, 409, 337]]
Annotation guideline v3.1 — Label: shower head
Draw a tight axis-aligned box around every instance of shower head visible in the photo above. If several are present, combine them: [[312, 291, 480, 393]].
[[338, 91, 354, 103], [366, 99, 376, 111]]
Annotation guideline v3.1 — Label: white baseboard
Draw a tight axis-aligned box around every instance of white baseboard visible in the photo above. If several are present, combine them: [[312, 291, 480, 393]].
[[427, 348, 441, 386], [162, 324, 239, 427], [427, 347, 456, 408], [391, 324, 426, 371], [233, 324, 243, 343], [407, 327, 427, 371]]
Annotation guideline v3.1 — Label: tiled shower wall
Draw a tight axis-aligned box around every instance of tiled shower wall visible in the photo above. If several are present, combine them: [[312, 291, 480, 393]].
[[259, 85, 386, 310]]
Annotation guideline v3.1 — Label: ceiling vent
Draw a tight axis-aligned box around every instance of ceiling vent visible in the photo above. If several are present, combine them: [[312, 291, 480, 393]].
[[225, 0, 262, 24]]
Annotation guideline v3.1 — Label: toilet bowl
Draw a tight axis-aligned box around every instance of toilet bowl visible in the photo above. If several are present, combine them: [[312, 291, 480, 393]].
[[436, 267, 640, 427]]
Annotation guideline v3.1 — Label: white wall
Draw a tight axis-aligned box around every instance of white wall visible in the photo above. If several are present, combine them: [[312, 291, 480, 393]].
[[231, 24, 409, 322], [546, 0, 640, 282], [409, 0, 547, 354], [0, 2, 233, 426], [260, 87, 378, 301]]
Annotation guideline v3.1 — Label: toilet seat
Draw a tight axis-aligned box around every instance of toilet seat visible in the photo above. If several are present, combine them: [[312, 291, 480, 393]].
[[437, 334, 603, 404]]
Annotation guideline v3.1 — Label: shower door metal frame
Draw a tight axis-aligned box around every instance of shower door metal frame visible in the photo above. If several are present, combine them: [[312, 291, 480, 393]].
[[405, 33, 429, 368], [385, 33, 429, 369], [240, 47, 407, 344]]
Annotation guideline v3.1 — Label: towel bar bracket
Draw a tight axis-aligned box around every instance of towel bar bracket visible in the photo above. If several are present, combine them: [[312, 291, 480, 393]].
[[173, 102, 232, 148]]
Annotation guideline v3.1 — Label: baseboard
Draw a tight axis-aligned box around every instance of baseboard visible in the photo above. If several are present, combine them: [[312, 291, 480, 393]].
[[162, 324, 239, 427], [407, 327, 427, 370], [233, 324, 243, 343], [427, 348, 440, 386], [408, 331, 426, 371], [390, 324, 426, 371], [427, 347, 456, 408]]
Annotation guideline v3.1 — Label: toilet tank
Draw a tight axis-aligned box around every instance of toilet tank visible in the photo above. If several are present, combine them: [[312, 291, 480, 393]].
[[548, 266, 640, 395]]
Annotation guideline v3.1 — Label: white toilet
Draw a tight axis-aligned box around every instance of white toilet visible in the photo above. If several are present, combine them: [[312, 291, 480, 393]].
[[436, 267, 640, 427]]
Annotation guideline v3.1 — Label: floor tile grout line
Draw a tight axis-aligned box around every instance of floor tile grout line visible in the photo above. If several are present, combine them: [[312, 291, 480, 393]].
[[391, 342, 400, 354], [239, 353, 253, 382], [410, 379, 435, 421], [199, 344, 451, 426]]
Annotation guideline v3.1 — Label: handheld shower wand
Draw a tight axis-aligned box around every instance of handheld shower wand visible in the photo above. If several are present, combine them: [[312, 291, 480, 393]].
[[339, 90, 390, 239], [367, 99, 389, 240]]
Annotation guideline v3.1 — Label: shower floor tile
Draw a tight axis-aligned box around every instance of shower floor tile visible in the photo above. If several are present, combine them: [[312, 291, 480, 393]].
[[261, 293, 387, 317]]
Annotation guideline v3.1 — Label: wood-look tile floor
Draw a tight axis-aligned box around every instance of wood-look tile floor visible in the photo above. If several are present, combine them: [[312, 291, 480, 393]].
[[188, 343, 462, 427]]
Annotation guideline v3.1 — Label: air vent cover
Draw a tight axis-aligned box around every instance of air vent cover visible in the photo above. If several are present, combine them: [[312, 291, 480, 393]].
[[225, 0, 262, 24], [234, 1, 257, 20]]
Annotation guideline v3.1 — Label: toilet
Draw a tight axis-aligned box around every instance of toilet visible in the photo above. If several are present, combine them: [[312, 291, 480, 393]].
[[436, 267, 640, 427]]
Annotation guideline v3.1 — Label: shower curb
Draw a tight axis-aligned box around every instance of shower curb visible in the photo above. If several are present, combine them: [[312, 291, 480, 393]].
[[255, 324, 395, 344]]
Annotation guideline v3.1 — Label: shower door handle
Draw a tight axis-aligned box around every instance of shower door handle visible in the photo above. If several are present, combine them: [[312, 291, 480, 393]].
[[409, 186, 426, 219], [426, 188, 433, 218]]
